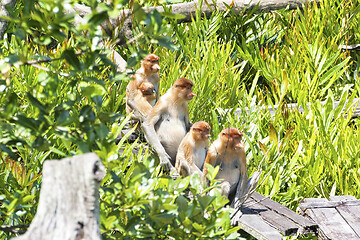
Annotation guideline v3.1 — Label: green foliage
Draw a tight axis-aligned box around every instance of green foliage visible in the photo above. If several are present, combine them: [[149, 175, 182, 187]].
[[1, 0, 360, 239], [101, 156, 240, 239]]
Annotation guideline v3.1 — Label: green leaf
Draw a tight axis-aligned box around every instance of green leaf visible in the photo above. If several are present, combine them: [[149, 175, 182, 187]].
[[88, 11, 108, 26], [198, 195, 214, 210], [13, 115, 38, 132], [62, 49, 81, 71], [269, 123, 277, 144], [258, 141, 268, 155], [133, 2, 147, 22], [160, 11, 185, 20], [176, 195, 188, 212], [192, 222, 205, 232], [27, 93, 47, 114], [82, 84, 106, 98]]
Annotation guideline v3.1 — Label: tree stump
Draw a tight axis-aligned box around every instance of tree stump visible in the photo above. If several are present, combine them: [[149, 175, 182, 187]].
[[13, 153, 106, 240]]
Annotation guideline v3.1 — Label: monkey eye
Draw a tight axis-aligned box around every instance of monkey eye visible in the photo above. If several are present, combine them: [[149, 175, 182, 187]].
[[234, 136, 242, 140]]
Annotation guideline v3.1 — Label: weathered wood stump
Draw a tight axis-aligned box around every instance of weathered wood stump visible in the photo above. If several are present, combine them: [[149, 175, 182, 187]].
[[13, 153, 106, 240]]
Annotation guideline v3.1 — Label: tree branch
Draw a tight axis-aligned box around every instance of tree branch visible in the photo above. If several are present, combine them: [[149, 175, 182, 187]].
[[72, 0, 319, 41]]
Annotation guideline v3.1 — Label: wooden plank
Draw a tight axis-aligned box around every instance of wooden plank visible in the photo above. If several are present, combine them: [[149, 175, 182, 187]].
[[336, 205, 360, 237], [250, 192, 317, 233], [305, 207, 360, 240], [238, 214, 283, 240], [242, 201, 300, 236], [301, 198, 329, 203], [300, 199, 360, 209], [329, 195, 357, 201]]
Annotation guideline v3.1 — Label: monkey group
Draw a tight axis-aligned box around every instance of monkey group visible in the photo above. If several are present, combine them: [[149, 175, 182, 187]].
[[125, 53, 250, 206]]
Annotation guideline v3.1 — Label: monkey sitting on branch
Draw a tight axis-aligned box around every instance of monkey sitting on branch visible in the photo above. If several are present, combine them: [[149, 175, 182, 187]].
[[126, 53, 160, 120], [130, 81, 157, 119], [175, 121, 211, 178], [142, 78, 196, 173]]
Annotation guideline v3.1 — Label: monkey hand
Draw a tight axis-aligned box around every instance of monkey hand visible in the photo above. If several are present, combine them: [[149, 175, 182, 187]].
[[159, 158, 179, 179], [159, 153, 175, 171]]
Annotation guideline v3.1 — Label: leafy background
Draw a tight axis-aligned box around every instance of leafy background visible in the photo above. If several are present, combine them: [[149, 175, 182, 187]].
[[0, 0, 359, 239]]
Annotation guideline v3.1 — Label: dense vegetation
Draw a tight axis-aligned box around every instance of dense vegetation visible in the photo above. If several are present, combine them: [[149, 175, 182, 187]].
[[0, 0, 359, 239]]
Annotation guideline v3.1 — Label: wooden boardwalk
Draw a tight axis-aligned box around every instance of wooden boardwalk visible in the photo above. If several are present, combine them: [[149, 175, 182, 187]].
[[232, 192, 318, 239], [299, 195, 360, 240]]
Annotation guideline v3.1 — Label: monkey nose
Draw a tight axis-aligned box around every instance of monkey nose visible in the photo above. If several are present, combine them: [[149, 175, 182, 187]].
[[153, 65, 160, 72], [188, 92, 196, 100]]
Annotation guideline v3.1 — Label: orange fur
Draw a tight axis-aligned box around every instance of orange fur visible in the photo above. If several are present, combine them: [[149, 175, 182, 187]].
[[175, 121, 210, 177], [203, 127, 247, 198]]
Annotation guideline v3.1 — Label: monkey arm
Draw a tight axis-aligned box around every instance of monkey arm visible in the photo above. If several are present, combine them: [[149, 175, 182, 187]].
[[202, 152, 216, 184], [142, 122, 175, 172], [126, 82, 146, 121], [127, 99, 145, 120], [179, 160, 190, 176], [142, 105, 176, 174], [189, 164, 203, 178], [184, 106, 191, 131], [232, 168, 249, 209]]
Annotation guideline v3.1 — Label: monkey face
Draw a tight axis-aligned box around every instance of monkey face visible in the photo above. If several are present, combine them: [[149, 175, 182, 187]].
[[150, 61, 160, 73], [173, 78, 196, 101], [177, 86, 195, 100], [191, 121, 211, 141], [139, 82, 155, 95], [141, 88, 156, 96], [186, 88, 196, 100], [220, 127, 243, 151], [143, 54, 160, 73]]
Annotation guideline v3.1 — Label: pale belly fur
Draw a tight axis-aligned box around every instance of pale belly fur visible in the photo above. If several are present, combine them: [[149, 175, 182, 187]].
[[156, 117, 187, 160], [193, 148, 206, 170], [215, 164, 240, 187]]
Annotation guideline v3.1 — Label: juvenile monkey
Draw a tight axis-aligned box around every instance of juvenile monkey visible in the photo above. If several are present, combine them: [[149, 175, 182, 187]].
[[203, 127, 248, 207], [126, 53, 160, 120], [175, 121, 211, 177], [142, 78, 196, 172], [130, 81, 156, 118], [138, 81, 157, 106]]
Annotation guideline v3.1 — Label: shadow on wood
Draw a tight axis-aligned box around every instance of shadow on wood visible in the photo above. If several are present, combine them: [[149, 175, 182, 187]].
[[13, 153, 106, 240], [232, 192, 318, 240]]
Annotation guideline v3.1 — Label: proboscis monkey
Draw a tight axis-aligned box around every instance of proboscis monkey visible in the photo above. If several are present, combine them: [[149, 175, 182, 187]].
[[175, 121, 211, 178], [127, 81, 156, 118], [126, 53, 160, 120], [203, 127, 248, 207], [142, 78, 196, 172]]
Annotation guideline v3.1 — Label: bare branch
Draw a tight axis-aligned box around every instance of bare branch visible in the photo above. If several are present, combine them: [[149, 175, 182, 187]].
[[72, 0, 319, 41]]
